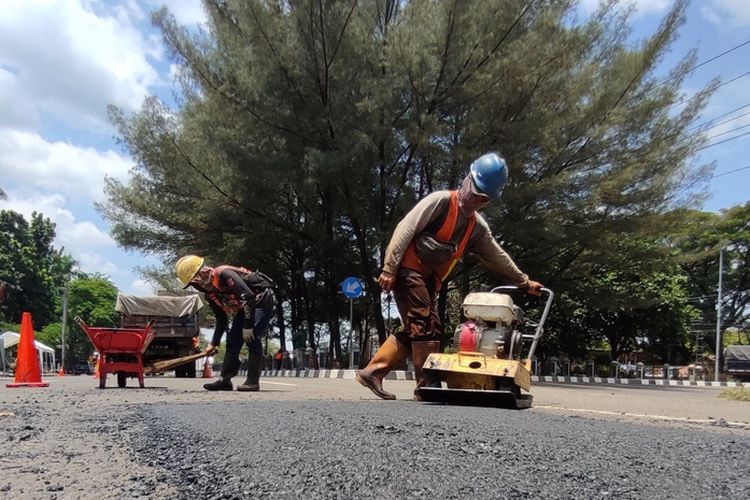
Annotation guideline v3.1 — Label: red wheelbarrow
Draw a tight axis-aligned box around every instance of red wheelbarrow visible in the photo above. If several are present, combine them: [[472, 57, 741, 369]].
[[75, 317, 156, 388]]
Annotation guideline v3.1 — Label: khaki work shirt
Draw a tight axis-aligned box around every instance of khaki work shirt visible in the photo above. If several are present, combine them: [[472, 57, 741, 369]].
[[383, 191, 529, 287]]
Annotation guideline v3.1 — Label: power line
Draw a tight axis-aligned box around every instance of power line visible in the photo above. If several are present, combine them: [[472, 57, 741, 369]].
[[704, 121, 750, 141], [672, 69, 750, 108], [696, 129, 750, 152], [685, 38, 750, 74], [660, 38, 750, 86], [690, 105, 750, 133], [711, 165, 750, 179]]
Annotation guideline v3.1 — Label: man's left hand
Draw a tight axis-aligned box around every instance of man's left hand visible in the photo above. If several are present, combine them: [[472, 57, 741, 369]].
[[525, 280, 544, 296], [242, 329, 255, 343]]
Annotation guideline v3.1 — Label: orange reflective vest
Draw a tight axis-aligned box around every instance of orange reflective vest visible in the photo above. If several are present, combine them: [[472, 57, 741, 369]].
[[207, 265, 253, 314], [400, 191, 476, 289]]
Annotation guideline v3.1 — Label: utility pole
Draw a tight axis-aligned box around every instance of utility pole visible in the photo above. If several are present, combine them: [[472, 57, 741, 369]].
[[61, 285, 68, 372], [714, 247, 724, 382]]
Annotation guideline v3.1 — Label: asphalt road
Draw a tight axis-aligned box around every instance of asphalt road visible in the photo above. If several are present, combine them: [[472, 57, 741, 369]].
[[1, 375, 748, 499]]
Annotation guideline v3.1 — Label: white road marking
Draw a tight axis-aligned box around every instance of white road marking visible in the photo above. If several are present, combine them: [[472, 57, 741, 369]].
[[535, 405, 750, 429], [260, 380, 297, 387]]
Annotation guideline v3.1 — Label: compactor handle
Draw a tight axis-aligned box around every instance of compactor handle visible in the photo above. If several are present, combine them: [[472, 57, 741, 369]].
[[489, 286, 554, 363]]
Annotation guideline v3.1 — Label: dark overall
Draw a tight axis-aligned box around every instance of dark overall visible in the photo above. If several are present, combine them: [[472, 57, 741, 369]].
[[196, 265, 275, 390]]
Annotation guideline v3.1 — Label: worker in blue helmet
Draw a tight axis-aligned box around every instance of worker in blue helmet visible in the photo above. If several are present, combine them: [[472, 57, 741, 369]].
[[357, 152, 543, 401], [470, 152, 508, 200]]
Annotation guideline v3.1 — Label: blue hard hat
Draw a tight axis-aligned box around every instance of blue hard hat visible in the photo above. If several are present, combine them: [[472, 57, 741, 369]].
[[469, 152, 508, 200]]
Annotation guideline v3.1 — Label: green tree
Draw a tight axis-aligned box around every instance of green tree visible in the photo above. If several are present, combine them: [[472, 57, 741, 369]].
[[100, 0, 713, 366], [0, 210, 75, 326], [673, 203, 750, 352], [37, 322, 63, 351], [65, 275, 119, 367]]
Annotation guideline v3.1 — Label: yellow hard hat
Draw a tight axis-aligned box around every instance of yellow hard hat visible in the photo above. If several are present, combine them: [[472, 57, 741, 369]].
[[175, 255, 205, 288]]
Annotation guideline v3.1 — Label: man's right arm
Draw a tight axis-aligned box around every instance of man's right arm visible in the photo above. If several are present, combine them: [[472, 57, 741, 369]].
[[207, 300, 228, 351]]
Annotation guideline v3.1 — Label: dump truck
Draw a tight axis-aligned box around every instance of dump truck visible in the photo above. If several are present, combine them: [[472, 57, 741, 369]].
[[724, 345, 750, 382], [115, 293, 204, 378]]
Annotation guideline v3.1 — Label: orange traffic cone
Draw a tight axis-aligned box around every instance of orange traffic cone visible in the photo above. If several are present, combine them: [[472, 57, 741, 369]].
[[57, 366, 65, 377], [93, 358, 100, 379], [201, 357, 213, 378], [6, 312, 49, 388]]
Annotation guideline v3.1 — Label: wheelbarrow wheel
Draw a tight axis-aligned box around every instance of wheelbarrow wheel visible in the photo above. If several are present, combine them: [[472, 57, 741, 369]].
[[117, 372, 127, 388]]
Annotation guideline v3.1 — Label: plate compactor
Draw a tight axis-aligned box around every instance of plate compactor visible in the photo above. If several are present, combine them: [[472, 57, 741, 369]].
[[416, 286, 553, 409]]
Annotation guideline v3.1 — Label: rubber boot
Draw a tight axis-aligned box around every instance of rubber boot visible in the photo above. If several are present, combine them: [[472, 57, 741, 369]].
[[203, 376, 233, 391], [411, 340, 441, 401], [356, 335, 409, 400], [237, 352, 263, 392]]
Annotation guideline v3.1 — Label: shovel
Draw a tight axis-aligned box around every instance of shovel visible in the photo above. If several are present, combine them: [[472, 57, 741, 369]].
[[144, 351, 210, 375]]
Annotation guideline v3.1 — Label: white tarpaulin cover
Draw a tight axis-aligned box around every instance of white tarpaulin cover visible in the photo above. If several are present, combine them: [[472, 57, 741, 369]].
[[115, 293, 204, 317]]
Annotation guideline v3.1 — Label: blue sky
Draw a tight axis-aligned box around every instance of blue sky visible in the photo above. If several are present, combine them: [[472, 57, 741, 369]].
[[0, 0, 748, 295]]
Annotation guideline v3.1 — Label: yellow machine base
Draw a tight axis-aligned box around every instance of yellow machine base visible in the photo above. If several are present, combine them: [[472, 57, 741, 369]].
[[416, 387, 533, 409], [418, 352, 534, 409]]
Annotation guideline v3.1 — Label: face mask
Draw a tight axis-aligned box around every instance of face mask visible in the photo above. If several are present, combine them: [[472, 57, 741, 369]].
[[457, 176, 490, 216]]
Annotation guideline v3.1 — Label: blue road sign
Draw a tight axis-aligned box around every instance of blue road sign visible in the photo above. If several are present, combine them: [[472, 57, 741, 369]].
[[341, 276, 364, 299]]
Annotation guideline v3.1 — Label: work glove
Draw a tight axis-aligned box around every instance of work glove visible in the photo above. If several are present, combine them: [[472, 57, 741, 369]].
[[242, 329, 255, 343]]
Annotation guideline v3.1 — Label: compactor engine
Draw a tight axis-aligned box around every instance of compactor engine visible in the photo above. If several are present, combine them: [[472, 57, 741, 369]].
[[455, 292, 526, 360]]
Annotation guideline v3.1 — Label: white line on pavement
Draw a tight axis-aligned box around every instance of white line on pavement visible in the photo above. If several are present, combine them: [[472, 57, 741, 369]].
[[535, 405, 750, 429]]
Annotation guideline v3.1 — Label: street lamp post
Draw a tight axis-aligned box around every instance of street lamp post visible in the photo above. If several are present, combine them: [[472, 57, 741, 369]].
[[714, 247, 724, 382], [61, 285, 68, 372]]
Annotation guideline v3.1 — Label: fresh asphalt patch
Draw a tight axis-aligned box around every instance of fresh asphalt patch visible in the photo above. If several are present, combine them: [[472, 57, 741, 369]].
[[128, 400, 748, 500]]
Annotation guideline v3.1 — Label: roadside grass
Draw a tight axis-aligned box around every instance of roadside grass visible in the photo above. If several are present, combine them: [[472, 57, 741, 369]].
[[718, 387, 750, 401]]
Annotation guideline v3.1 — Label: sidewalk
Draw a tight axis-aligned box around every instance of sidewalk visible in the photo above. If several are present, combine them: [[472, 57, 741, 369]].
[[261, 368, 746, 388]]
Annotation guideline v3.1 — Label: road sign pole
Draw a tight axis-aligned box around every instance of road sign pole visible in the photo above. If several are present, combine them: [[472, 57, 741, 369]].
[[341, 276, 364, 369], [349, 298, 354, 369]]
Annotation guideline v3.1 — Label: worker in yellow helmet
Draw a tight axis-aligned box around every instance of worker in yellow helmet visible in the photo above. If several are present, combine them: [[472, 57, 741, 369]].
[[176, 255, 276, 391]]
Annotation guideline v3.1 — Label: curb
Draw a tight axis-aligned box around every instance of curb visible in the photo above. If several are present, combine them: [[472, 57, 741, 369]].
[[261, 369, 411, 381], [261, 369, 746, 388]]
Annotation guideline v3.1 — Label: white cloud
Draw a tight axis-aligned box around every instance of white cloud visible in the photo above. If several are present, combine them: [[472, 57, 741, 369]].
[[76, 252, 119, 275], [0, 1, 185, 297], [0, 0, 162, 132], [0, 191, 119, 275], [0, 68, 38, 131], [701, 0, 750, 28], [0, 190, 164, 293], [0, 191, 113, 247], [0, 128, 133, 201], [129, 279, 156, 295], [147, 0, 206, 26], [577, 0, 673, 16]]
